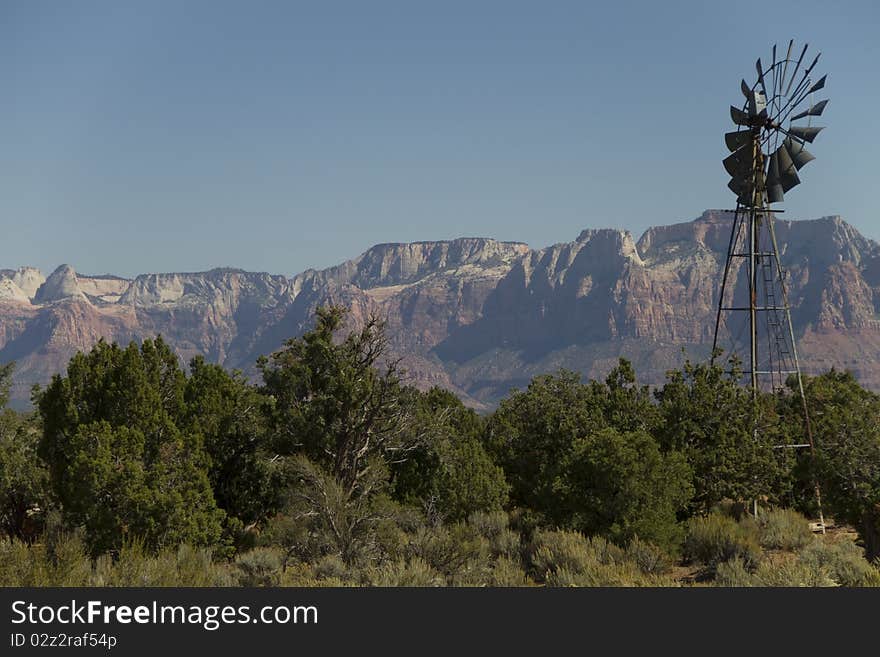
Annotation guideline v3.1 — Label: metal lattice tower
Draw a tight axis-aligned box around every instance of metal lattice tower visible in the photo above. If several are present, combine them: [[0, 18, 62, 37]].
[[711, 41, 828, 528]]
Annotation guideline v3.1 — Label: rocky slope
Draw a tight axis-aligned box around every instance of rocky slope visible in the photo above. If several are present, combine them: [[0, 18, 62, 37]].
[[2, 212, 879, 408]]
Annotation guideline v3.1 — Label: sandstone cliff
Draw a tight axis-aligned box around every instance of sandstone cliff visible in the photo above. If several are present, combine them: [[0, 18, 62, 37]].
[[2, 214, 879, 408]]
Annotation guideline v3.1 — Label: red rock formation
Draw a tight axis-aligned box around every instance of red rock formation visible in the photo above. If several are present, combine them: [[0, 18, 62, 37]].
[[2, 213, 879, 408]]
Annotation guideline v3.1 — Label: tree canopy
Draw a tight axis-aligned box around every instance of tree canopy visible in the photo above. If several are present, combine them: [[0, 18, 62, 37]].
[[1, 306, 877, 583], [36, 338, 223, 554]]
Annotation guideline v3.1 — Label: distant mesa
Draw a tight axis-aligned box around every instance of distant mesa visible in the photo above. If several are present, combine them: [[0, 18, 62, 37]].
[[1, 212, 879, 409]]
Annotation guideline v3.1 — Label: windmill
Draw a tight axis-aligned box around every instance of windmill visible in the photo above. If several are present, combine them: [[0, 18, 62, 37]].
[[711, 41, 828, 528]]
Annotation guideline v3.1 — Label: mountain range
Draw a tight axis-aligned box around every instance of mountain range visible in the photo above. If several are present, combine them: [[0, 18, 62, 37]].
[[3, 210, 879, 409]]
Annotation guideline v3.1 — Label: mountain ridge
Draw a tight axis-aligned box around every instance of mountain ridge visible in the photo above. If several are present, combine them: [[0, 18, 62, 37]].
[[3, 213, 879, 408]]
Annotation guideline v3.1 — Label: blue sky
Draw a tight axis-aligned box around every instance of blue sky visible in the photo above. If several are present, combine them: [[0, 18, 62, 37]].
[[1, 0, 877, 277]]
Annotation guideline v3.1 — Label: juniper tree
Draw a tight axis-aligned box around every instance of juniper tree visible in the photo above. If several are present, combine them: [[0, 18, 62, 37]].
[[258, 306, 420, 495], [0, 363, 49, 541], [36, 338, 223, 554]]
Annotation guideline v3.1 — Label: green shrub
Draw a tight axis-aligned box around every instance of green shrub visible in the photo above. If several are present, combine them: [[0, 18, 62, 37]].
[[684, 513, 761, 570], [529, 530, 613, 581], [45, 532, 93, 586], [716, 556, 836, 587], [100, 541, 221, 586], [714, 557, 756, 587], [753, 559, 836, 587], [278, 562, 349, 587], [366, 557, 445, 587], [798, 539, 880, 587], [0, 533, 94, 586], [488, 557, 533, 586], [409, 523, 489, 580], [233, 547, 284, 587], [312, 554, 352, 582], [171, 544, 221, 586], [0, 536, 225, 586], [468, 511, 521, 559], [546, 562, 645, 587], [0, 538, 49, 586], [756, 508, 813, 551], [528, 530, 675, 587], [626, 537, 673, 575]]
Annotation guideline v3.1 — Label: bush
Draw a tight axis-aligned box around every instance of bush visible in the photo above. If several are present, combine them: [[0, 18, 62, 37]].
[[45, 532, 93, 586], [408, 523, 489, 581], [0, 532, 93, 586], [528, 530, 675, 587], [366, 557, 446, 587], [233, 547, 284, 587], [715, 556, 837, 587], [488, 557, 533, 586], [684, 513, 762, 570], [714, 557, 756, 587], [756, 508, 813, 551], [106, 543, 221, 586], [546, 562, 648, 587], [797, 539, 880, 587], [468, 510, 508, 541], [753, 559, 837, 587], [277, 561, 349, 587], [312, 554, 352, 582], [0, 536, 225, 586], [626, 537, 673, 575], [529, 530, 619, 581], [689, 514, 761, 566], [0, 538, 50, 586], [468, 511, 521, 559]]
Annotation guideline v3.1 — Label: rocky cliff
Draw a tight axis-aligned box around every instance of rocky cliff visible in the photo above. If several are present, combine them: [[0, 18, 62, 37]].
[[2, 213, 879, 408]]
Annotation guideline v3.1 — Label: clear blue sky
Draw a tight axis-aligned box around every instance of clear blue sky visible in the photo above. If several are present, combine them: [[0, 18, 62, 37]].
[[1, 0, 877, 277]]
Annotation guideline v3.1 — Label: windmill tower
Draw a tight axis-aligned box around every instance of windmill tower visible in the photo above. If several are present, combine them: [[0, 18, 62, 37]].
[[711, 41, 828, 527]]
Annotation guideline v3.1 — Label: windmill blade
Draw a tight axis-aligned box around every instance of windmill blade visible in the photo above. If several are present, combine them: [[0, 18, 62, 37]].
[[807, 74, 827, 94], [788, 126, 824, 143], [766, 184, 784, 204], [756, 58, 767, 97], [728, 177, 755, 205], [774, 144, 801, 192], [781, 167, 800, 193], [783, 136, 816, 170], [791, 99, 829, 121], [722, 144, 754, 178], [785, 43, 809, 96], [741, 79, 751, 98], [725, 130, 752, 152], [730, 105, 750, 126], [728, 178, 748, 195], [770, 45, 777, 103], [723, 146, 753, 177], [776, 142, 796, 176], [765, 151, 784, 203], [804, 51, 822, 79], [789, 52, 822, 104], [765, 150, 779, 182], [790, 72, 828, 114], [779, 40, 794, 95]]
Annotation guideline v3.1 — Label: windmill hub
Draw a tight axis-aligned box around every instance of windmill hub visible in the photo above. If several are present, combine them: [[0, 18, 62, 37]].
[[723, 41, 828, 207]]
